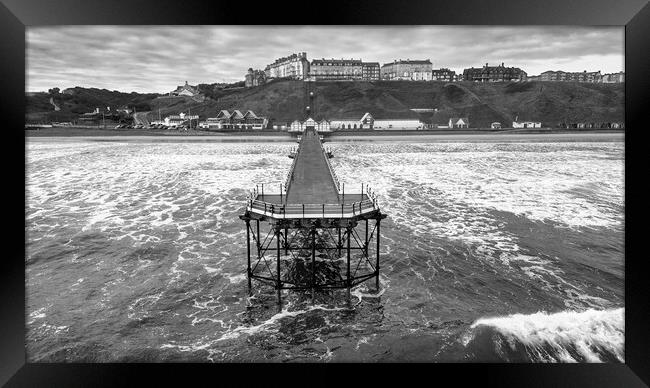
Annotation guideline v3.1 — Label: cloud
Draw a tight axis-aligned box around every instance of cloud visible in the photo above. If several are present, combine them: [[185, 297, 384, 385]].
[[26, 26, 623, 93]]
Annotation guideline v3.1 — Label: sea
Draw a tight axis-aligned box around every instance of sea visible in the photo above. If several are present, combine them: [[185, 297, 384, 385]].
[[25, 135, 624, 362]]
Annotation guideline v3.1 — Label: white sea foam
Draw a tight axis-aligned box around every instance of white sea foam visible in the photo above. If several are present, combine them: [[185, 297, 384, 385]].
[[217, 304, 346, 342], [26, 140, 624, 362], [334, 142, 623, 231], [355, 335, 373, 350], [467, 308, 624, 362], [28, 307, 47, 324], [223, 273, 247, 284]]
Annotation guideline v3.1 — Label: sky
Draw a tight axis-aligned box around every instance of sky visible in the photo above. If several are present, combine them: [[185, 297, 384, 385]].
[[26, 26, 624, 93]]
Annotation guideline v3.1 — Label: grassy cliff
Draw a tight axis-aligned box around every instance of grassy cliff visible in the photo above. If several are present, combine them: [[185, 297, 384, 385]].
[[27, 80, 624, 128]]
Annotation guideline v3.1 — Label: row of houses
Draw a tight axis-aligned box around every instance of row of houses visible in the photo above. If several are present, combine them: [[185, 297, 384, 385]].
[[527, 70, 625, 83], [462, 63, 527, 82], [252, 54, 433, 84], [245, 52, 625, 87], [150, 109, 623, 131]]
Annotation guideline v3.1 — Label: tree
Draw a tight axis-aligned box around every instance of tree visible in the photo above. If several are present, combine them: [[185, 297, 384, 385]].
[[48, 87, 60, 95]]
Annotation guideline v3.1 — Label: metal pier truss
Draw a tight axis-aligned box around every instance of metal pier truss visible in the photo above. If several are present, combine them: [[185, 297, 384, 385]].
[[239, 127, 386, 304]]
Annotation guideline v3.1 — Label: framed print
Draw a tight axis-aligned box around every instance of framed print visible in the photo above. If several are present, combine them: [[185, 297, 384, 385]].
[[2, 0, 649, 386]]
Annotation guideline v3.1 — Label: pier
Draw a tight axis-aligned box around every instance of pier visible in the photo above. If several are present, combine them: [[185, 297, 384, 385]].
[[239, 127, 386, 304]]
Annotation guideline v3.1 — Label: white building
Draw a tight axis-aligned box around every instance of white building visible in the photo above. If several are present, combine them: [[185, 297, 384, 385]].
[[200, 110, 267, 130], [512, 121, 541, 128], [265, 52, 310, 80], [380, 59, 433, 81], [330, 113, 374, 130], [601, 72, 625, 83], [162, 112, 199, 127], [170, 81, 201, 97], [372, 119, 422, 130], [449, 117, 470, 128], [289, 117, 331, 132]]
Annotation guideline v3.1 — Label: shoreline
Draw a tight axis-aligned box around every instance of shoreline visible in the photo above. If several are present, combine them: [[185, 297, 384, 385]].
[[26, 131, 624, 143]]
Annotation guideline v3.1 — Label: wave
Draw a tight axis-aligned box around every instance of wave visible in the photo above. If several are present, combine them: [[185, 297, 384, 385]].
[[463, 308, 624, 362]]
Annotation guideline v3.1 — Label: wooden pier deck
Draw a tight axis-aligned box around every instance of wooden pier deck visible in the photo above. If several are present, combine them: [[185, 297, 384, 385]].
[[246, 127, 379, 220], [285, 128, 340, 205]]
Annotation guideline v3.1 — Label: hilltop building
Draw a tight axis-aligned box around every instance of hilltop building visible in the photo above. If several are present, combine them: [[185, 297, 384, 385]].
[[264, 52, 310, 80], [362, 62, 381, 81], [463, 63, 527, 82], [381, 59, 433, 81], [309, 58, 362, 81], [539, 70, 601, 83], [601, 71, 625, 83], [199, 110, 268, 130], [432, 68, 457, 82], [245, 68, 267, 88], [170, 81, 200, 97], [308, 59, 380, 81]]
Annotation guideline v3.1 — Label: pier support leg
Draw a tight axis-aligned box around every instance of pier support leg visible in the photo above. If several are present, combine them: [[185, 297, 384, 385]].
[[365, 219, 369, 256], [376, 218, 381, 291], [311, 227, 316, 301], [338, 227, 341, 257], [246, 220, 251, 294], [346, 226, 351, 296], [255, 219, 261, 293], [276, 226, 281, 305], [284, 227, 288, 255], [256, 220, 260, 259]]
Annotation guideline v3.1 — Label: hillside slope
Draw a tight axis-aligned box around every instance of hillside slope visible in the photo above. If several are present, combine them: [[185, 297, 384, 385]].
[[26, 87, 159, 123], [146, 80, 624, 127], [27, 81, 624, 128]]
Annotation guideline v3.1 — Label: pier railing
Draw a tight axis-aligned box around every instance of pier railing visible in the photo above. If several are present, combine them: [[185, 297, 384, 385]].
[[248, 184, 380, 205], [246, 184, 381, 219], [284, 148, 299, 190], [247, 198, 378, 219], [322, 144, 341, 192]]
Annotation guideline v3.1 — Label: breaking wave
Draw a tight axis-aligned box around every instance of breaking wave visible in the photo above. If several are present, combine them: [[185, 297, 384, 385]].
[[463, 308, 624, 362]]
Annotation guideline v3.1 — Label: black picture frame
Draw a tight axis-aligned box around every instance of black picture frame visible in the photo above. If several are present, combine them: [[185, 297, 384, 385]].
[[2, 0, 648, 386]]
